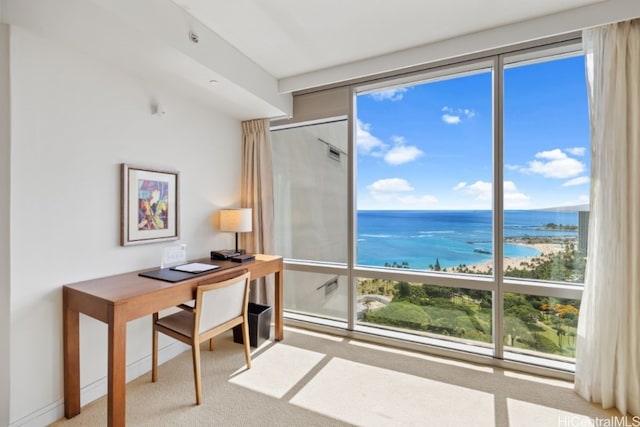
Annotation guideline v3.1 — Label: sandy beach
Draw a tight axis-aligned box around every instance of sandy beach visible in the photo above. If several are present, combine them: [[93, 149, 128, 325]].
[[458, 242, 563, 274]]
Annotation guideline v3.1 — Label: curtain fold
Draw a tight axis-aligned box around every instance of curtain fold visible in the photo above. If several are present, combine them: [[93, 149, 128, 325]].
[[575, 19, 640, 415], [240, 118, 275, 306]]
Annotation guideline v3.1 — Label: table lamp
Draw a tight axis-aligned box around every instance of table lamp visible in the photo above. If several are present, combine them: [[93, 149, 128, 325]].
[[219, 208, 252, 254]]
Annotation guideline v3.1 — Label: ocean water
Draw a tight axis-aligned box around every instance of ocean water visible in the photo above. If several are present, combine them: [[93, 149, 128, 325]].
[[357, 210, 579, 270]]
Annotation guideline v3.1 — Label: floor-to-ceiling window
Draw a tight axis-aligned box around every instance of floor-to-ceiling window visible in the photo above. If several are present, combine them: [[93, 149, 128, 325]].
[[501, 50, 588, 365], [355, 62, 496, 351], [273, 38, 589, 372]]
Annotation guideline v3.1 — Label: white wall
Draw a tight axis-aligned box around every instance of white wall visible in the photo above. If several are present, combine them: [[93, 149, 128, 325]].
[[0, 22, 11, 427], [8, 25, 243, 425]]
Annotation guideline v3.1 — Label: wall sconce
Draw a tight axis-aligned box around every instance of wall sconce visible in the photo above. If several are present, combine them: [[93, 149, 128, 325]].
[[219, 208, 252, 254]]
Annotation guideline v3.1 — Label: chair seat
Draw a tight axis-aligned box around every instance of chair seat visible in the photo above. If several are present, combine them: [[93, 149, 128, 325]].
[[156, 310, 194, 338]]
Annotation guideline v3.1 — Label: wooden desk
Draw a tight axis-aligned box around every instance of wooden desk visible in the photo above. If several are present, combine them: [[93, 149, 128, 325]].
[[63, 254, 283, 427]]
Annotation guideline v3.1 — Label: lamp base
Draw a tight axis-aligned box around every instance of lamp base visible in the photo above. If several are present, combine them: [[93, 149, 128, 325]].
[[233, 232, 245, 255], [211, 249, 240, 260], [231, 254, 255, 263]]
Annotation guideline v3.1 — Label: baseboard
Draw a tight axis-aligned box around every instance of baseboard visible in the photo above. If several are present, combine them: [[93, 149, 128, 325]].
[[10, 342, 189, 427]]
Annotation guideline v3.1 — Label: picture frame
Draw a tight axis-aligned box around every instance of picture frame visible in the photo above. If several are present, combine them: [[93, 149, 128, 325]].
[[121, 163, 179, 246]]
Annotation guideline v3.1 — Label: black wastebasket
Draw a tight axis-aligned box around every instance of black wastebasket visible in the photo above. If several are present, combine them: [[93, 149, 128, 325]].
[[233, 302, 272, 348]]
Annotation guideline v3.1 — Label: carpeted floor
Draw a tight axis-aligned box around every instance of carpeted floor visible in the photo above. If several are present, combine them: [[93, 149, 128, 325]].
[[51, 326, 623, 427]]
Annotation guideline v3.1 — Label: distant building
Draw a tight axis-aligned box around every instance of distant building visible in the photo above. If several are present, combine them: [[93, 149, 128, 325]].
[[578, 210, 590, 253]]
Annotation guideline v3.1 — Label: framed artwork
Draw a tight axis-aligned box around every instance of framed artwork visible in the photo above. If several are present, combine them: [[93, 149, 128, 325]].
[[121, 164, 179, 246]]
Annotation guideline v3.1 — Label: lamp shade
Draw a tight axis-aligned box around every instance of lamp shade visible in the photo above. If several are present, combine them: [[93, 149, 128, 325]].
[[219, 208, 252, 233]]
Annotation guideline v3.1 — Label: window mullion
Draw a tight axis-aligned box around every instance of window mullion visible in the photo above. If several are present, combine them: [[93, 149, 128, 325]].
[[348, 87, 357, 331], [493, 55, 505, 360]]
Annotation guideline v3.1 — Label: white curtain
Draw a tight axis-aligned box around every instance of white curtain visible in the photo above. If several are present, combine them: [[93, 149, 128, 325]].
[[240, 118, 275, 306], [575, 19, 640, 415]]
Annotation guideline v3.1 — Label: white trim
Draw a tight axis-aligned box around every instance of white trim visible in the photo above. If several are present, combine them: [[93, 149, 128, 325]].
[[270, 115, 348, 131], [356, 59, 494, 95], [279, 0, 640, 92], [355, 323, 495, 357], [284, 259, 348, 275], [283, 261, 584, 315], [10, 342, 188, 427], [503, 279, 584, 299], [503, 39, 583, 68], [505, 350, 575, 372], [353, 266, 496, 291], [284, 317, 575, 380], [285, 311, 348, 329]]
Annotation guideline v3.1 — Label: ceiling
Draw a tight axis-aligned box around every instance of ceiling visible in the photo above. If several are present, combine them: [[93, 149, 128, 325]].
[[172, 0, 603, 79], [5, 0, 639, 120]]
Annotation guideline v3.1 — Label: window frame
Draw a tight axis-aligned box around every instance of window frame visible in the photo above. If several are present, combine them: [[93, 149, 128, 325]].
[[274, 36, 586, 375]]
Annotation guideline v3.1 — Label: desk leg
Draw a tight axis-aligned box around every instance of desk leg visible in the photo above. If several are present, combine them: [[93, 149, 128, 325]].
[[275, 270, 283, 341], [107, 303, 127, 427], [63, 289, 81, 418]]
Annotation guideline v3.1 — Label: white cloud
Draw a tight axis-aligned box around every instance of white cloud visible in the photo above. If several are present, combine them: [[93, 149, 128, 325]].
[[562, 176, 590, 186], [366, 178, 438, 208], [505, 164, 520, 171], [442, 114, 461, 124], [454, 180, 530, 208], [524, 158, 585, 179], [561, 194, 590, 207], [535, 149, 567, 160], [441, 106, 476, 125], [522, 149, 585, 179], [565, 147, 586, 156], [384, 145, 423, 165], [504, 181, 530, 208], [503, 181, 518, 192], [369, 88, 408, 102], [367, 178, 414, 193], [356, 122, 422, 165], [467, 181, 492, 200], [356, 120, 387, 155], [453, 180, 491, 200], [452, 182, 467, 191], [385, 136, 424, 165]]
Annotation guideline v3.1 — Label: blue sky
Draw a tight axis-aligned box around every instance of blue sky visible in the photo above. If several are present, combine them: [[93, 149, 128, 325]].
[[356, 55, 590, 210]]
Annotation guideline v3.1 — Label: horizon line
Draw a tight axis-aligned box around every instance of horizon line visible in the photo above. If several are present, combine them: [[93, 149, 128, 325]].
[[357, 207, 590, 212]]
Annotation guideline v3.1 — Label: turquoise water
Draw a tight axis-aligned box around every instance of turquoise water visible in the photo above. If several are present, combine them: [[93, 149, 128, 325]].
[[357, 210, 578, 270]]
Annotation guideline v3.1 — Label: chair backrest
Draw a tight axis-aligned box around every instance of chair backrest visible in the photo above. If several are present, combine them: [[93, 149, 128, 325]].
[[194, 272, 250, 335]]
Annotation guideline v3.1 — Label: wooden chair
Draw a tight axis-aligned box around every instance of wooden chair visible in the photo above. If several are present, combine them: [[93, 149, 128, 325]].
[[152, 271, 251, 405]]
